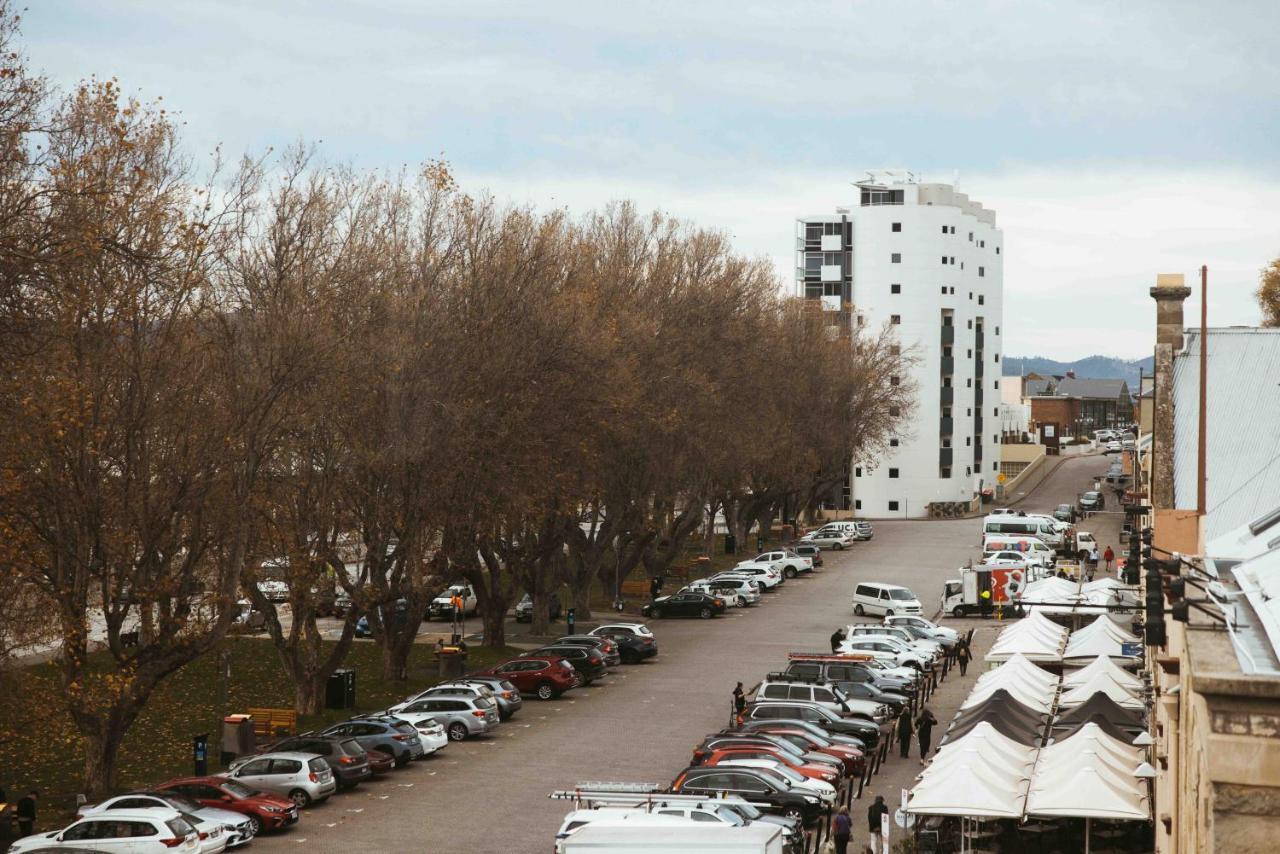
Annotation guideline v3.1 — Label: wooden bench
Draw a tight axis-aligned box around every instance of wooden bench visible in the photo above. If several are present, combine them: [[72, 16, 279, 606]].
[[620, 580, 651, 597], [248, 707, 298, 740]]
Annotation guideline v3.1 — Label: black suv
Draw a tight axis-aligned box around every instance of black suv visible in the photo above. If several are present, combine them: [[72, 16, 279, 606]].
[[266, 733, 372, 789], [671, 766, 824, 826], [744, 701, 881, 748], [642, 591, 727, 619], [588, 626, 657, 664], [525, 645, 607, 685]]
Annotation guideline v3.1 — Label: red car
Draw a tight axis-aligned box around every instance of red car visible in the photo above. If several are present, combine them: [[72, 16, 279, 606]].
[[156, 776, 299, 835], [696, 747, 841, 786], [364, 748, 395, 776], [473, 655, 579, 700], [747, 726, 865, 775]]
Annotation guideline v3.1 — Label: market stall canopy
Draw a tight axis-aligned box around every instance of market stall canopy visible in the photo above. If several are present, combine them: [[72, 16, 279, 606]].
[[963, 673, 1057, 713], [1054, 693, 1145, 736], [1058, 671, 1143, 710], [937, 721, 1039, 768], [985, 612, 1069, 663], [907, 762, 1030, 818], [1062, 655, 1144, 691], [1026, 724, 1149, 820], [1064, 615, 1142, 660], [1050, 712, 1141, 744], [973, 653, 1060, 694]]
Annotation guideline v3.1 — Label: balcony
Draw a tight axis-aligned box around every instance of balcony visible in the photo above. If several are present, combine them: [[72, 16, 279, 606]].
[[821, 264, 843, 282], [941, 357, 955, 376], [975, 388, 984, 405], [821, 234, 843, 252], [940, 387, 954, 406], [940, 326, 955, 345], [975, 417, 984, 432], [975, 360, 985, 378], [940, 417, 954, 436], [939, 447, 953, 467], [975, 444, 984, 462]]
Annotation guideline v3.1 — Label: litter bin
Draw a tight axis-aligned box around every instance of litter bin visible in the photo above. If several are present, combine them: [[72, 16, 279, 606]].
[[438, 647, 467, 679], [221, 714, 255, 766], [193, 733, 209, 776], [326, 668, 356, 710], [724, 533, 736, 554]]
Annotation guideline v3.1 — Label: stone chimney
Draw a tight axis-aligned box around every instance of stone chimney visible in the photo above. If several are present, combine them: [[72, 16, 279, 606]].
[[1149, 273, 1190, 509]]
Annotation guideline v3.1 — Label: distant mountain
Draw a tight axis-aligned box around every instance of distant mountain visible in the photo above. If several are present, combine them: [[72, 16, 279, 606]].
[[1002, 355, 1155, 387]]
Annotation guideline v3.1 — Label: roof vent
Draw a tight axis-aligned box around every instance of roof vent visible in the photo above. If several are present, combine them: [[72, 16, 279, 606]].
[[1248, 506, 1280, 536]]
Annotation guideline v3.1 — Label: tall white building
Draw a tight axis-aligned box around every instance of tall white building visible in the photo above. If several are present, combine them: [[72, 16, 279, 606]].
[[796, 172, 1004, 519]]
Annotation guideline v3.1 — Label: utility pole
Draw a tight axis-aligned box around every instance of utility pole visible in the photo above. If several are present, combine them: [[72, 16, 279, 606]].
[[1197, 265, 1208, 516]]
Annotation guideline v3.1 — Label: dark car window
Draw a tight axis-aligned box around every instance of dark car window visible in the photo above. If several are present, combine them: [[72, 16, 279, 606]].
[[237, 758, 272, 775], [786, 686, 810, 701], [724, 772, 769, 794], [308, 757, 328, 773], [270, 758, 303, 774], [788, 663, 821, 679], [393, 723, 417, 735], [473, 698, 494, 710], [341, 738, 367, 755], [762, 685, 788, 700]]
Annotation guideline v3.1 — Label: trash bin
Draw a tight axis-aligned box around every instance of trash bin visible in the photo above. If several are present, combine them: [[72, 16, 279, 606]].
[[438, 647, 467, 679], [193, 733, 209, 776], [221, 714, 255, 765], [724, 533, 736, 554], [326, 668, 356, 710]]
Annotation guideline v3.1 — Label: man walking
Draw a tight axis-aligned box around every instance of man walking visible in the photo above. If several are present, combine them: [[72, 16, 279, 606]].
[[830, 805, 851, 854], [732, 682, 747, 727], [16, 790, 36, 838], [916, 708, 938, 764], [866, 794, 889, 854], [649, 575, 663, 600], [830, 627, 844, 653], [896, 707, 914, 759], [956, 640, 971, 676], [1103, 545, 1115, 572]]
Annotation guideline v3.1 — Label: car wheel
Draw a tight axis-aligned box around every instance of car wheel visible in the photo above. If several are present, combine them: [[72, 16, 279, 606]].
[[447, 722, 468, 741], [621, 650, 639, 664], [288, 789, 311, 808], [885, 609, 894, 617], [536, 681, 556, 700], [699, 607, 713, 619], [393, 749, 410, 767], [784, 566, 797, 579], [834, 543, 844, 550], [651, 608, 663, 619], [853, 604, 864, 616], [783, 806, 804, 821], [246, 816, 261, 836], [736, 598, 748, 608], [953, 605, 968, 618]]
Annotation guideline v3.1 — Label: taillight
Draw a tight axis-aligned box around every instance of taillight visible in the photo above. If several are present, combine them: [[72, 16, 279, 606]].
[[338, 755, 356, 764], [198, 832, 210, 840], [160, 837, 187, 849], [502, 691, 515, 699], [471, 710, 486, 717], [308, 772, 318, 782], [393, 733, 411, 741]]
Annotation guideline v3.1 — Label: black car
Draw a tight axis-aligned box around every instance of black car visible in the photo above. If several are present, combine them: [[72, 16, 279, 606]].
[[514, 592, 562, 623], [642, 591, 727, 619], [553, 634, 621, 667], [744, 701, 881, 748], [588, 626, 658, 664], [738, 718, 868, 753], [266, 733, 372, 789], [524, 644, 607, 685], [671, 765, 824, 826], [839, 680, 909, 714]]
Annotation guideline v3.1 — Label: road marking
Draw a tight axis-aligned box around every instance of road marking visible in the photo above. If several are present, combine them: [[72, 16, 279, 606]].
[[379, 795, 390, 800], [346, 809, 364, 813], [399, 783, 415, 788]]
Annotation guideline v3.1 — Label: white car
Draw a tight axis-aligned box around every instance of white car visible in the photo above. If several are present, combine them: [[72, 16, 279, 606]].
[[377, 712, 449, 754], [389, 681, 495, 713], [845, 624, 942, 658], [680, 583, 742, 607], [426, 581, 479, 619], [254, 579, 288, 601], [755, 677, 890, 723], [717, 563, 782, 589], [686, 578, 757, 606], [749, 550, 811, 578], [838, 637, 931, 670], [884, 614, 959, 644], [800, 530, 855, 550], [850, 582, 923, 616], [10, 809, 202, 853], [78, 794, 252, 850], [554, 812, 696, 853]]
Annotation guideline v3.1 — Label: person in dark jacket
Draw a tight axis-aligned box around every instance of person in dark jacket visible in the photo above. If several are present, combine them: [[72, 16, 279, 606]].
[[830, 627, 844, 653], [956, 641, 971, 676], [649, 575, 663, 600], [16, 790, 36, 837], [732, 681, 747, 725], [916, 708, 938, 764], [896, 707, 914, 759], [867, 795, 889, 853], [830, 805, 851, 854]]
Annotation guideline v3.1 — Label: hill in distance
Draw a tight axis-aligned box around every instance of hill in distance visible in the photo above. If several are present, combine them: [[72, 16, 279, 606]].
[[1002, 355, 1155, 387]]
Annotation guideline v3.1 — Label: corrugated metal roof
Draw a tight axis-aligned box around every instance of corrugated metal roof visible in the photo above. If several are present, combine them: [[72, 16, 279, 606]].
[[1173, 328, 1280, 541], [1025, 376, 1130, 400]]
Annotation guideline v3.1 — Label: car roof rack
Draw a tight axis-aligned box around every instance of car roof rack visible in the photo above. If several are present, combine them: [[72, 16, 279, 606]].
[[549, 789, 772, 809], [762, 671, 836, 686], [787, 651, 875, 662]]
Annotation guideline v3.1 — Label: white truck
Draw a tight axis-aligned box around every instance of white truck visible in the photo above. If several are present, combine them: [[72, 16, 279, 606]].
[[941, 564, 1030, 617], [561, 822, 784, 853], [425, 581, 478, 620]]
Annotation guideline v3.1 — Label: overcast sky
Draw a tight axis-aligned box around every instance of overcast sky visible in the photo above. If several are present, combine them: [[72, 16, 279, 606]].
[[25, 1, 1280, 359]]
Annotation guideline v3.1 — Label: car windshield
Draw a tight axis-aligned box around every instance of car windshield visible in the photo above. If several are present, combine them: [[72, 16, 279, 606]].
[[154, 793, 200, 811], [308, 757, 328, 772], [714, 806, 747, 826], [340, 739, 367, 756], [888, 589, 916, 601], [393, 723, 418, 734], [220, 780, 256, 798], [473, 698, 494, 710]]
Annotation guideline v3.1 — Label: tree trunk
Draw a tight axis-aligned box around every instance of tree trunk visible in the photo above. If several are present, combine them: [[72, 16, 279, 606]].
[[571, 582, 593, 622], [81, 723, 128, 799], [702, 500, 720, 556], [481, 603, 506, 647], [294, 675, 327, 716]]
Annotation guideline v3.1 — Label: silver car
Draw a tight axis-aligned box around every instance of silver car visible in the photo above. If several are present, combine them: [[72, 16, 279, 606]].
[[446, 676, 524, 720], [391, 695, 499, 741], [224, 752, 336, 808]]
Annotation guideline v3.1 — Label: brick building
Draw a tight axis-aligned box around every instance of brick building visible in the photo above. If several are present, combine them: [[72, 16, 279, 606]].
[[1026, 374, 1134, 435]]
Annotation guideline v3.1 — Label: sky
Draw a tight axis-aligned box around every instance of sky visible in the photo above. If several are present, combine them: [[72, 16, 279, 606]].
[[23, 0, 1280, 359]]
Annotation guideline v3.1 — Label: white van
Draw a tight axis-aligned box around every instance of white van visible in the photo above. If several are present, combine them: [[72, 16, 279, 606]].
[[982, 535, 1056, 567], [981, 514, 1063, 550], [850, 582, 922, 616]]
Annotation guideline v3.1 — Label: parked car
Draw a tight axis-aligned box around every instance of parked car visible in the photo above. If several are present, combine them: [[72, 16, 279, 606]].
[[670, 766, 824, 826], [587, 622, 658, 663], [554, 634, 622, 667], [784, 654, 916, 693], [833, 680, 909, 715], [1075, 530, 1099, 561], [728, 727, 864, 777], [688, 577, 759, 606], [883, 614, 959, 648], [680, 582, 742, 608], [77, 793, 253, 849], [455, 675, 525, 720], [258, 733, 371, 790], [223, 752, 336, 808], [376, 695, 497, 741], [321, 716, 425, 765], [791, 543, 823, 567], [9, 810, 201, 854], [374, 709, 449, 754], [255, 579, 288, 602], [526, 644, 608, 684], [1053, 503, 1078, 523], [800, 530, 855, 550], [737, 718, 870, 759], [426, 581, 478, 620], [845, 624, 944, 657], [354, 598, 410, 638], [754, 675, 890, 723], [474, 655, 580, 699], [514, 591, 562, 623], [641, 591, 727, 619], [155, 777, 298, 835], [851, 521, 874, 541], [1079, 491, 1104, 512], [743, 700, 881, 747], [749, 550, 811, 578], [695, 737, 847, 781], [849, 581, 922, 616], [707, 758, 836, 804], [837, 636, 932, 671], [714, 564, 782, 589], [1104, 440, 1122, 454]]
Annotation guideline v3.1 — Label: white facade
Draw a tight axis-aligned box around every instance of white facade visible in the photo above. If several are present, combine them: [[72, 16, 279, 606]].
[[796, 174, 1004, 519]]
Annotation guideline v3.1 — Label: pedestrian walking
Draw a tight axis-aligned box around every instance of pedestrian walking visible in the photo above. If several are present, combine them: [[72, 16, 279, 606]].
[[1103, 546, 1115, 572], [916, 708, 938, 764], [866, 795, 889, 854], [16, 790, 36, 838], [830, 805, 852, 854], [830, 627, 844, 653], [650, 575, 663, 600], [733, 681, 747, 726], [956, 641, 971, 676], [896, 707, 914, 759]]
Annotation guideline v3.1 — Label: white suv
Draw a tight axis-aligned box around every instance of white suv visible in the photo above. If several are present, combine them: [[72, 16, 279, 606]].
[[884, 615, 958, 644], [715, 564, 782, 589], [845, 624, 942, 658], [756, 677, 890, 723], [688, 577, 759, 606], [837, 637, 931, 670], [749, 550, 812, 578]]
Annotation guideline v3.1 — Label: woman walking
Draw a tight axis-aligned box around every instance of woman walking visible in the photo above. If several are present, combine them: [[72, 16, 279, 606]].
[[916, 708, 938, 764], [896, 707, 914, 759], [830, 805, 851, 854]]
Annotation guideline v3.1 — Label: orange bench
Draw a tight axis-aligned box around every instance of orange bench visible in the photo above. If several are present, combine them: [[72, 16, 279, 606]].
[[248, 707, 298, 739]]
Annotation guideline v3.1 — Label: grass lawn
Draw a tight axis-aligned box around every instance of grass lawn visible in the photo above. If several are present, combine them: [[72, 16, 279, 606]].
[[0, 637, 519, 827]]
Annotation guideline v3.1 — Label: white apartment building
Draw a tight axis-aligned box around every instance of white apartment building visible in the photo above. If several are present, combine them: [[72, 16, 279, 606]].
[[796, 173, 1004, 518]]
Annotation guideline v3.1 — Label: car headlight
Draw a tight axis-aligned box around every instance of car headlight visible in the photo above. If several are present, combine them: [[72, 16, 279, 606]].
[[804, 795, 818, 804]]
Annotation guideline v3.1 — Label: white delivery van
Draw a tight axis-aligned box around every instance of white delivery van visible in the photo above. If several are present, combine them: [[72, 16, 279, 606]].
[[561, 822, 784, 853], [981, 514, 1064, 550], [850, 582, 922, 616], [982, 535, 1056, 567]]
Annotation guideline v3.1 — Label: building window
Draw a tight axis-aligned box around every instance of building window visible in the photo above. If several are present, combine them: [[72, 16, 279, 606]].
[[993, 461, 998, 471], [993, 380, 999, 390], [967, 349, 972, 358], [890, 438, 899, 447], [993, 434, 998, 444], [966, 408, 972, 417], [966, 379, 972, 388], [942, 377, 952, 388], [889, 468, 899, 478], [965, 437, 971, 446], [980, 240, 985, 248], [854, 467, 863, 478], [941, 256, 948, 265], [888, 501, 900, 512], [996, 246, 1001, 254], [891, 253, 901, 263], [890, 406, 901, 416], [940, 286, 947, 295], [941, 467, 951, 478], [979, 267, 985, 278], [855, 499, 862, 510], [891, 314, 901, 324], [996, 326, 1000, 335], [968, 232, 973, 241], [892, 222, 901, 232], [978, 294, 985, 305], [967, 319, 973, 329], [943, 407, 952, 417], [942, 438, 951, 448], [940, 225, 948, 234], [966, 466, 972, 476], [968, 291, 973, 300], [994, 407, 999, 417], [950, 287, 956, 294], [891, 283, 901, 294], [950, 256, 956, 265], [890, 375, 900, 386], [994, 353, 999, 362]]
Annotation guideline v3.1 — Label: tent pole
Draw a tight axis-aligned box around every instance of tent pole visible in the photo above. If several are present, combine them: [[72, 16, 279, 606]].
[[1085, 816, 1091, 854]]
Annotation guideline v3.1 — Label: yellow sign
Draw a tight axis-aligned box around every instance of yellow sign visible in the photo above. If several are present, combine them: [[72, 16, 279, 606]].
[[997, 472, 1007, 483]]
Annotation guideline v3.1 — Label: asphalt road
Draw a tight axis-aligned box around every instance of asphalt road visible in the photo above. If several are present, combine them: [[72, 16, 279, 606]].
[[245, 453, 1109, 854]]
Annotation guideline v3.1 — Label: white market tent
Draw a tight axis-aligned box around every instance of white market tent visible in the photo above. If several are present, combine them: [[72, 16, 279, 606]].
[[1026, 724, 1149, 820], [906, 762, 1030, 819], [1062, 653, 1144, 692], [938, 721, 1039, 769], [1064, 615, 1141, 661], [1058, 674, 1143, 711], [985, 611, 1069, 663], [964, 654, 1060, 713]]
